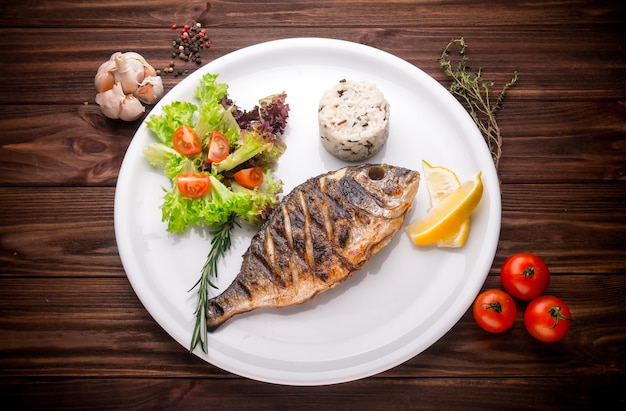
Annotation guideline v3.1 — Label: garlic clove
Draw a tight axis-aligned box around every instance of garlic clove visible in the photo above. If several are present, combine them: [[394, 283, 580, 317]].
[[134, 75, 164, 105], [122, 51, 157, 79], [95, 82, 125, 119], [119, 94, 145, 121], [143, 63, 157, 78], [94, 59, 117, 93], [122, 51, 148, 64], [109, 51, 123, 61], [114, 53, 145, 95]]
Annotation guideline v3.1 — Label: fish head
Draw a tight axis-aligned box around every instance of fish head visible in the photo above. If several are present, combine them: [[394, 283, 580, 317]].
[[336, 163, 420, 219]]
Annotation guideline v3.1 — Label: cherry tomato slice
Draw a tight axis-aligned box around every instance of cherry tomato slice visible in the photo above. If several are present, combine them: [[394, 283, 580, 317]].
[[500, 253, 550, 301], [524, 295, 572, 342], [207, 131, 230, 163], [177, 172, 210, 198], [233, 167, 264, 189], [473, 289, 517, 333], [172, 125, 202, 155]]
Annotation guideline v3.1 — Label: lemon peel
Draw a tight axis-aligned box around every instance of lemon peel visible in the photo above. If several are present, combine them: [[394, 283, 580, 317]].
[[406, 170, 483, 246], [421, 160, 471, 247]]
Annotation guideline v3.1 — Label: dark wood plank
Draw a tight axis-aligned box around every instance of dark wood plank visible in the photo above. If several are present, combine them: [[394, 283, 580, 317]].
[[1, 182, 625, 279], [497, 103, 626, 184], [0, 277, 228, 378], [0, 188, 121, 277], [496, 183, 626, 273], [3, 0, 625, 28], [0, 24, 625, 105], [1, 183, 625, 278], [0, 107, 133, 186], [0, 100, 624, 186], [1, 376, 623, 410], [0, 274, 623, 378]]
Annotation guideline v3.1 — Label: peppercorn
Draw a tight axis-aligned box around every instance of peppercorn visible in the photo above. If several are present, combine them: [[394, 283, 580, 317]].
[[166, 21, 212, 75]]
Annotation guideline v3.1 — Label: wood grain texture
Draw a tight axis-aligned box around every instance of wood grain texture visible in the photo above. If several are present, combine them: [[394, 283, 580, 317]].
[[0, 0, 625, 408], [0, 26, 625, 104], [1, 101, 624, 186], [1, 377, 624, 410], [1, 184, 625, 278], [0, 275, 622, 379], [2, 0, 624, 28]]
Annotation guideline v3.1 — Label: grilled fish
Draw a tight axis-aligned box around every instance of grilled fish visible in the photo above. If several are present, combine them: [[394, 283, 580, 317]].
[[207, 163, 420, 330]]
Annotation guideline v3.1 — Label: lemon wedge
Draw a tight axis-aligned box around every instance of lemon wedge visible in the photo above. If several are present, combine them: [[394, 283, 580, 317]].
[[422, 160, 471, 247], [406, 170, 483, 246]]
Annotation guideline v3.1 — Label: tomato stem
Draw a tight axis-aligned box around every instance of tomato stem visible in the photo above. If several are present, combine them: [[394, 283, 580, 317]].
[[521, 266, 535, 280], [547, 305, 572, 329], [481, 301, 503, 313]]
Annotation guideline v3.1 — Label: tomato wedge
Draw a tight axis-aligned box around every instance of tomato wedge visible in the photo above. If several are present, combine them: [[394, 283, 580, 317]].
[[233, 167, 264, 189], [177, 172, 210, 198], [172, 125, 202, 155], [207, 130, 230, 163]]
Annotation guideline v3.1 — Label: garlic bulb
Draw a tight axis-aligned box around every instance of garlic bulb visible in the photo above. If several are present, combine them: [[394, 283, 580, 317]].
[[94, 51, 164, 121]]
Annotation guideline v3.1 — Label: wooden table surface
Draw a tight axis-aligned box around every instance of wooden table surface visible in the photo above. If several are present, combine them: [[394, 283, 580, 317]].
[[1, 0, 625, 409]]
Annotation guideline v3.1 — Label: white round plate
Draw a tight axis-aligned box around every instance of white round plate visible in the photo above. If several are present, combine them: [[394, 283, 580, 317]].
[[114, 38, 500, 386]]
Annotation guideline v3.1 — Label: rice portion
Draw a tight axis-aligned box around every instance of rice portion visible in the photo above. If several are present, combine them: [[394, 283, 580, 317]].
[[318, 79, 390, 162]]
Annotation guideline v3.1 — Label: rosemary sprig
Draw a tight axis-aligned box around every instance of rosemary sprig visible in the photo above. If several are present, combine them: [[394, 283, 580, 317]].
[[189, 213, 239, 353], [438, 38, 518, 169]]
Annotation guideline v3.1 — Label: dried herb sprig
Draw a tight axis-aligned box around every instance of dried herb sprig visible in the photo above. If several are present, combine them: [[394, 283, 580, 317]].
[[438, 38, 518, 169], [189, 213, 239, 353]]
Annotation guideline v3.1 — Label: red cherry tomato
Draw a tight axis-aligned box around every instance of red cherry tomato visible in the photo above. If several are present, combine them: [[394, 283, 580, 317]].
[[500, 253, 550, 300], [524, 295, 572, 342], [473, 289, 517, 333], [207, 130, 230, 163], [233, 167, 264, 189], [177, 172, 210, 198], [172, 125, 202, 155]]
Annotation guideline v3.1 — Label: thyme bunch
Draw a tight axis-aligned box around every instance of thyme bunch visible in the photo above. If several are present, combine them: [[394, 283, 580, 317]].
[[438, 38, 518, 169], [189, 213, 239, 353]]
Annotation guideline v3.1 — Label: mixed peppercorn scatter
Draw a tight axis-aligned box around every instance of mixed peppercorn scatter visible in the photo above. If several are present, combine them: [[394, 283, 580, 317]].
[[158, 22, 212, 77]]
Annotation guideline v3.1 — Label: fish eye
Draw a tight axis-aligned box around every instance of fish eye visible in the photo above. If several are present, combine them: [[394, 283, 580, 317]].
[[367, 166, 385, 180]]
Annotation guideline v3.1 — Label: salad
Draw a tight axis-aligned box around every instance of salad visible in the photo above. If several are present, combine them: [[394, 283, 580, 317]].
[[143, 72, 290, 352], [144, 72, 290, 233]]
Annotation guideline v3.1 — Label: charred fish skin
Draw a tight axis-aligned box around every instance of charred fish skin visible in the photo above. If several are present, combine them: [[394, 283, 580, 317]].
[[207, 164, 420, 330]]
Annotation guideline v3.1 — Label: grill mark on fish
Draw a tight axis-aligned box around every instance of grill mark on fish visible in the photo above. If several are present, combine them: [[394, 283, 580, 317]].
[[281, 205, 293, 248], [299, 191, 315, 270], [234, 280, 252, 300], [206, 164, 420, 330], [338, 172, 386, 214], [320, 200, 333, 239], [263, 225, 275, 269]]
